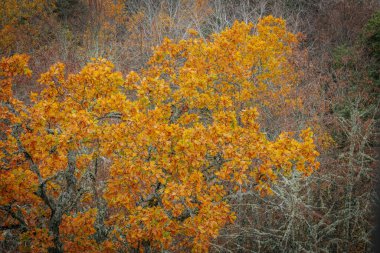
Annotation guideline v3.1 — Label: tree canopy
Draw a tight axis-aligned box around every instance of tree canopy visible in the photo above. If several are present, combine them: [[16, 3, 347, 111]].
[[0, 16, 319, 252]]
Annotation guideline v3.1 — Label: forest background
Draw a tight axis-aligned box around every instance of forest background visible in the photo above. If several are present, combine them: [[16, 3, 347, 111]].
[[0, 0, 379, 252]]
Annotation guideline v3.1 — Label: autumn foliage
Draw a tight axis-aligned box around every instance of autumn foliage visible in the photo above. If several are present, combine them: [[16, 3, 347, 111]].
[[0, 16, 322, 252]]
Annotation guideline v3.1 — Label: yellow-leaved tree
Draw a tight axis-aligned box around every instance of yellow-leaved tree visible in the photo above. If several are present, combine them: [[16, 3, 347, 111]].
[[0, 16, 319, 252]]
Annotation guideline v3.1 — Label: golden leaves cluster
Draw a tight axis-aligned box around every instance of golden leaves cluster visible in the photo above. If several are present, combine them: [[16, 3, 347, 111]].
[[0, 16, 319, 252]]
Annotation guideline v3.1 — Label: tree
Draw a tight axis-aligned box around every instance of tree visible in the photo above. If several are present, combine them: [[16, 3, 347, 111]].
[[0, 16, 319, 252], [0, 0, 55, 55]]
